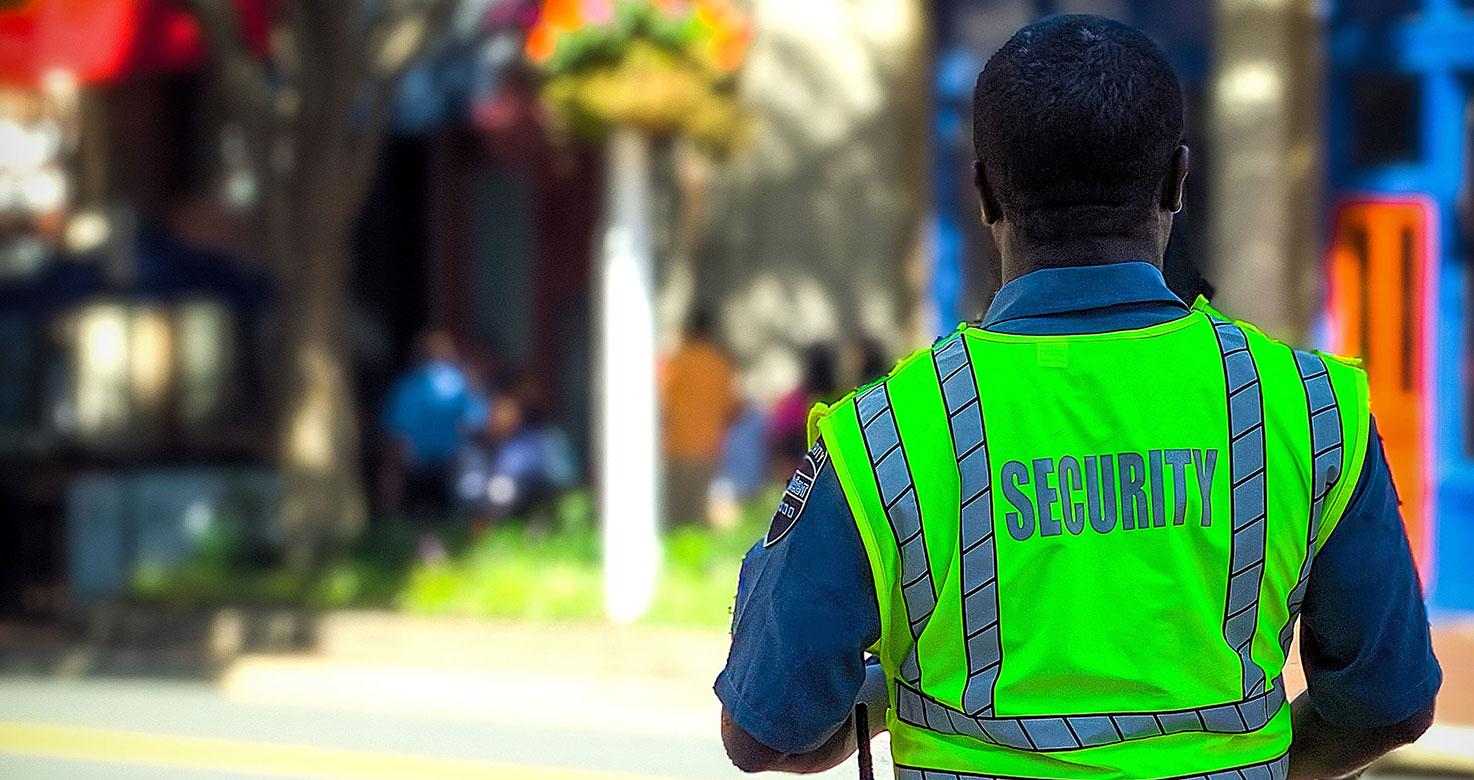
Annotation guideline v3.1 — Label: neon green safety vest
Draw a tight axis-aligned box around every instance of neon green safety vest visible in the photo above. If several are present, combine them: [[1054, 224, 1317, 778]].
[[809, 299, 1370, 780]]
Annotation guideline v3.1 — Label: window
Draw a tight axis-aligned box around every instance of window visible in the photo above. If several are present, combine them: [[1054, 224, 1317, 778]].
[[69, 303, 132, 438], [176, 301, 236, 429], [1350, 74, 1422, 167], [55, 299, 242, 449]]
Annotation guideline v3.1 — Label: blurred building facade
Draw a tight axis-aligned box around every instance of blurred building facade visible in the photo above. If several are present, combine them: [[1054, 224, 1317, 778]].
[[1319, 0, 1474, 612], [688, 0, 930, 404], [0, 0, 1470, 615], [0, 0, 275, 613]]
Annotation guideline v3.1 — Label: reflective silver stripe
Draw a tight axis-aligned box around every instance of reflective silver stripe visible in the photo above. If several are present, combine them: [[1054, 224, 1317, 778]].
[[894, 678, 1286, 752], [894, 768, 1009, 780], [895, 770, 1008, 780], [858, 382, 938, 686], [935, 335, 1002, 717], [1178, 753, 1290, 780], [894, 753, 1288, 780], [1279, 350, 1345, 656], [1212, 320, 1269, 699]]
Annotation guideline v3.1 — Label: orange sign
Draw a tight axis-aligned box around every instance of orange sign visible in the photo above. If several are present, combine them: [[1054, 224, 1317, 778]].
[[1325, 196, 1437, 576]]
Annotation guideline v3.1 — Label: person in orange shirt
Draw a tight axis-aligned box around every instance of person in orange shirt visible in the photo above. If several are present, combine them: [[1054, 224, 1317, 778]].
[[661, 308, 740, 526]]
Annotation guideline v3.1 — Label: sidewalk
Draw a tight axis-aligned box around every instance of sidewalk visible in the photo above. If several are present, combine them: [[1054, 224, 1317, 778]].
[[215, 613, 889, 778], [221, 613, 731, 741], [216, 611, 1474, 773]]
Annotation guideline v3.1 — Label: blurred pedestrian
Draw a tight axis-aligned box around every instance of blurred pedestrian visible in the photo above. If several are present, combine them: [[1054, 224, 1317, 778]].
[[454, 369, 578, 525], [766, 345, 838, 478], [855, 338, 889, 385], [660, 308, 739, 526], [708, 399, 769, 529], [379, 330, 489, 536]]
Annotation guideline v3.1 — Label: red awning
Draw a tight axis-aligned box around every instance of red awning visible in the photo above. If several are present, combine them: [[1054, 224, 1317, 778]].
[[0, 0, 271, 88]]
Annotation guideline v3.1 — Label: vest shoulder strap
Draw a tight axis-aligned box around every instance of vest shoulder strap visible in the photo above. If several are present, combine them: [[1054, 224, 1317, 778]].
[[808, 334, 962, 446], [1307, 348, 1372, 550], [1193, 297, 1372, 550]]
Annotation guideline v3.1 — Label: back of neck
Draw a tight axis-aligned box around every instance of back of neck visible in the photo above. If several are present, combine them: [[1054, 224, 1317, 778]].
[[1001, 236, 1164, 284]]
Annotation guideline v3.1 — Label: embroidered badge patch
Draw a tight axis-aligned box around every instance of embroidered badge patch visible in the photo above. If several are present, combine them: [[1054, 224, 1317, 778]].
[[765, 440, 829, 547]]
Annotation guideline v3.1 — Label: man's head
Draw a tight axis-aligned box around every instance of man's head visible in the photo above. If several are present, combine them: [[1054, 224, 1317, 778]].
[[417, 329, 457, 364], [973, 15, 1189, 273], [684, 307, 718, 342]]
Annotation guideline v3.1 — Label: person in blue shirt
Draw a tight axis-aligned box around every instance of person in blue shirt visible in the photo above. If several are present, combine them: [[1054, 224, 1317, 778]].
[[716, 15, 1440, 778], [380, 330, 490, 516]]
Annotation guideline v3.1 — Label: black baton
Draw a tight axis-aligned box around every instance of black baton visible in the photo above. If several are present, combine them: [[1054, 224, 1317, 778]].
[[855, 703, 874, 780]]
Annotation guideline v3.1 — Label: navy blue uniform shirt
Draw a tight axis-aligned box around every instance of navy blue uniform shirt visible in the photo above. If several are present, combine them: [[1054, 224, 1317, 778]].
[[715, 262, 1442, 754]]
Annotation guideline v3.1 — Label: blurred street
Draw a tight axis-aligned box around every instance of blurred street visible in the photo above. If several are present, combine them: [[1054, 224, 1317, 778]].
[[0, 613, 1471, 779], [0, 679, 1464, 780], [0, 673, 1461, 780], [0, 613, 866, 779], [0, 675, 768, 779]]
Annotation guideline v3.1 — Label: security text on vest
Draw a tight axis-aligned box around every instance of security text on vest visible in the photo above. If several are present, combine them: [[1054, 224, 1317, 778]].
[[999, 449, 1220, 541]]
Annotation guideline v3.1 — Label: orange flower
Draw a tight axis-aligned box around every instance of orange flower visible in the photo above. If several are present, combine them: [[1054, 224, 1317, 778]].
[[525, 0, 588, 64], [692, 0, 750, 73]]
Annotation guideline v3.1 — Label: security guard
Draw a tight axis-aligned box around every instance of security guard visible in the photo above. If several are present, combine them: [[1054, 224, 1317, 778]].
[[716, 15, 1441, 780]]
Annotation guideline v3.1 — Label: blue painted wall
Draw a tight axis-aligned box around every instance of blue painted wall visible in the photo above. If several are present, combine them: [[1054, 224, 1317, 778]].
[[1327, 0, 1473, 613]]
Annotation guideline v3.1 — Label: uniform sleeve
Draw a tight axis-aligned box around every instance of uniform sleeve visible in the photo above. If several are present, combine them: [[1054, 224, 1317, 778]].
[[1298, 417, 1442, 728], [714, 439, 882, 754]]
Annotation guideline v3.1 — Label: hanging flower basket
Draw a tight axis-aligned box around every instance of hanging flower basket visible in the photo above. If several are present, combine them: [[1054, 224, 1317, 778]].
[[525, 0, 750, 154]]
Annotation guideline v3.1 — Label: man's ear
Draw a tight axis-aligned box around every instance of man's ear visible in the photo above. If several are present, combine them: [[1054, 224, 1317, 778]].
[[975, 160, 1002, 225], [1162, 145, 1190, 214]]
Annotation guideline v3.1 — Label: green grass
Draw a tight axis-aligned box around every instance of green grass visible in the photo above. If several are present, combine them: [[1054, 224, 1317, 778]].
[[396, 489, 775, 627], [130, 489, 779, 629]]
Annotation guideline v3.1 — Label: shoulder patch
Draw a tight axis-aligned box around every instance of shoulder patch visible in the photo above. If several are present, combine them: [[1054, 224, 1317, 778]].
[[765, 440, 830, 547]]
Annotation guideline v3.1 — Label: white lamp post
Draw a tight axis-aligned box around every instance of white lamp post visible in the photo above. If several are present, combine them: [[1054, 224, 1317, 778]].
[[599, 127, 662, 624]]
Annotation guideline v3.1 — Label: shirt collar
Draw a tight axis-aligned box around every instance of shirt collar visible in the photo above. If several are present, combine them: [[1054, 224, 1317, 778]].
[[980, 261, 1189, 330]]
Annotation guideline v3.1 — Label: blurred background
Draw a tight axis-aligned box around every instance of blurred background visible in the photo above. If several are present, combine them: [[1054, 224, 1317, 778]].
[[0, 0, 1470, 777]]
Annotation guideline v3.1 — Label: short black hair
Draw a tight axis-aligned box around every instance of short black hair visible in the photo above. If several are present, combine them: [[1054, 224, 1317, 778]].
[[973, 15, 1185, 241]]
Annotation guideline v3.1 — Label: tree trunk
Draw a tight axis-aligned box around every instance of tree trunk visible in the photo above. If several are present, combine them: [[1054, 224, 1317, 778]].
[[275, 222, 368, 571], [1207, 0, 1322, 337], [183, 0, 449, 571], [599, 127, 661, 624]]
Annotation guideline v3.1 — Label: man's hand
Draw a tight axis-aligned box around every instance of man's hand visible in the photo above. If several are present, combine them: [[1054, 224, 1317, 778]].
[[721, 708, 862, 774], [1288, 692, 1434, 779], [720, 662, 888, 774]]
